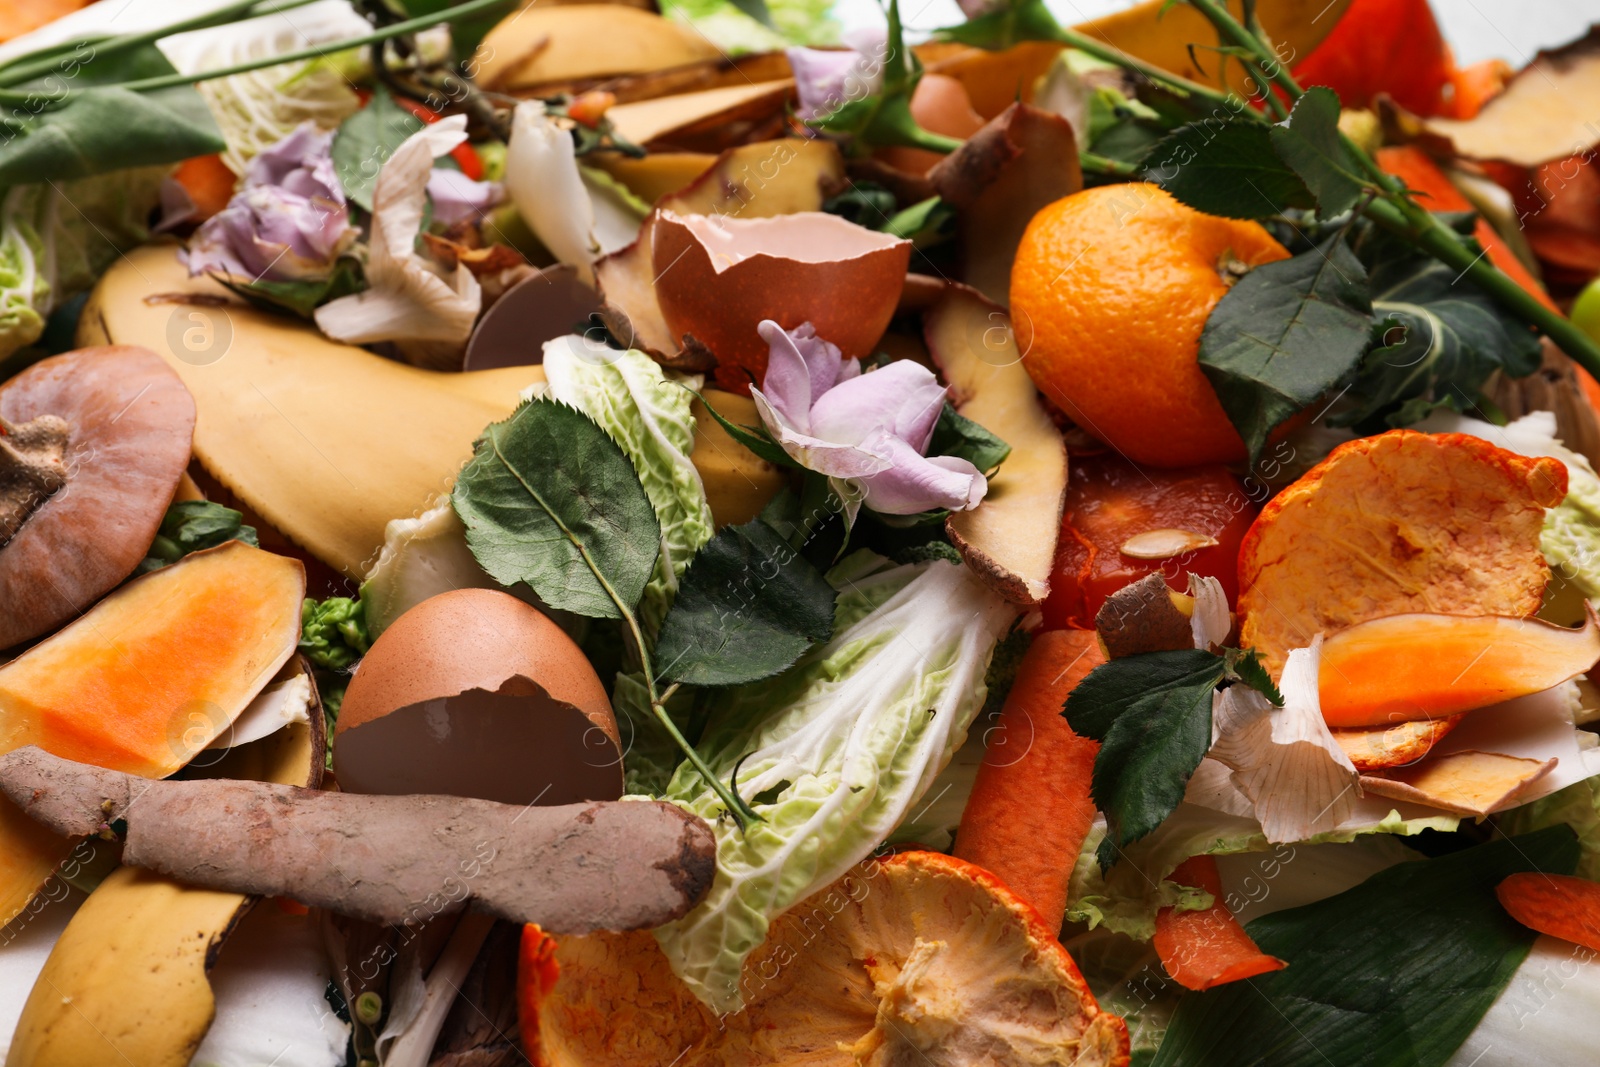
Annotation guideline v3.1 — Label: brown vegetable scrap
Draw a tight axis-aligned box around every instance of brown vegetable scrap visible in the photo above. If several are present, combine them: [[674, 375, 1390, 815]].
[[0, 747, 715, 933]]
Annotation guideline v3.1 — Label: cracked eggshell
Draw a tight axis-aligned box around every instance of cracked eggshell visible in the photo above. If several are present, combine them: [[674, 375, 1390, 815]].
[[333, 589, 622, 805], [650, 210, 911, 393]]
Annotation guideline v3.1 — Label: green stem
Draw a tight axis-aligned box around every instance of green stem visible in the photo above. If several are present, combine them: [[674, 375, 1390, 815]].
[[0, 0, 320, 88], [1043, 21, 1237, 110], [1081, 151, 1139, 177], [117, 0, 514, 94], [895, 126, 963, 155], [1184, 0, 1302, 105], [1365, 197, 1600, 381]]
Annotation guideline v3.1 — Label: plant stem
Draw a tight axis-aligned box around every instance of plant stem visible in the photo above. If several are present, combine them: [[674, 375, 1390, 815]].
[[1364, 197, 1600, 380], [1044, 21, 1237, 110], [1184, 0, 1302, 106], [116, 0, 514, 94], [0, 0, 301, 88], [1081, 151, 1139, 177]]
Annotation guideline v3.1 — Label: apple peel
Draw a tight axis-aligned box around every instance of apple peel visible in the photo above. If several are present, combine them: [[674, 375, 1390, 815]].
[[1239, 430, 1566, 676], [1319, 611, 1600, 728], [1361, 750, 1558, 817]]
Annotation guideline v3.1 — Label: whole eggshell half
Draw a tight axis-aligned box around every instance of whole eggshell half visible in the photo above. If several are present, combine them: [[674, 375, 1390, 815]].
[[650, 210, 912, 393], [334, 588, 622, 805]]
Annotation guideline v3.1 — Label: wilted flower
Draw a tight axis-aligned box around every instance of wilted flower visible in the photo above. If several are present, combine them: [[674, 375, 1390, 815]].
[[787, 30, 887, 123], [750, 320, 987, 515], [184, 122, 355, 281], [956, 0, 1006, 19], [426, 168, 503, 228]]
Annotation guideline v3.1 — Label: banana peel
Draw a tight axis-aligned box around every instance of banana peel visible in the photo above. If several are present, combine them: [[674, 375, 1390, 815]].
[[5, 661, 324, 1067], [922, 0, 1355, 119], [80, 244, 783, 578]]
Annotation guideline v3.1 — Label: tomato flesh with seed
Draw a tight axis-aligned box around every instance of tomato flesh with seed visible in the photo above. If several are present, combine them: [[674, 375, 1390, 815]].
[[1042, 454, 1258, 630]]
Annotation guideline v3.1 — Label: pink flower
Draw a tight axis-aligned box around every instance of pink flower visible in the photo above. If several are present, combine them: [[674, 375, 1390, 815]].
[[427, 168, 504, 227], [184, 123, 356, 282], [787, 31, 886, 123], [750, 320, 987, 515]]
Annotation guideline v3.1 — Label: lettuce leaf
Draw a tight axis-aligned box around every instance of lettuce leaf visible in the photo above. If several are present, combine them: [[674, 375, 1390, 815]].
[[653, 554, 1015, 1011], [660, 0, 839, 52], [1498, 773, 1600, 881], [541, 339, 714, 640]]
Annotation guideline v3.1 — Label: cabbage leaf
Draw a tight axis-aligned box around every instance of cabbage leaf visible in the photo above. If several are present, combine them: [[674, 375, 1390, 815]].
[[653, 554, 1015, 1012]]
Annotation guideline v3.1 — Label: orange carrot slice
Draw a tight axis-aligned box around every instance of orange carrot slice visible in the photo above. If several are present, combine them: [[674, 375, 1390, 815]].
[[1496, 872, 1600, 951], [953, 629, 1103, 930], [1154, 855, 1287, 991]]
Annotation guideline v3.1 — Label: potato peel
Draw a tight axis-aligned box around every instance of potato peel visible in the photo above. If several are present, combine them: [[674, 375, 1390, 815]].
[[1239, 430, 1566, 677]]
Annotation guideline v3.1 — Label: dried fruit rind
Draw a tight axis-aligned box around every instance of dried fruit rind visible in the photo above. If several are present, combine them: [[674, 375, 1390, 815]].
[[1361, 750, 1558, 816], [1239, 430, 1566, 675], [522, 850, 1130, 1066]]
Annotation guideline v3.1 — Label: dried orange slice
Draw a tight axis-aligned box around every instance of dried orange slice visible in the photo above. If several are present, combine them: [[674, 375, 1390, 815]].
[[1239, 430, 1565, 676], [519, 851, 1130, 1066]]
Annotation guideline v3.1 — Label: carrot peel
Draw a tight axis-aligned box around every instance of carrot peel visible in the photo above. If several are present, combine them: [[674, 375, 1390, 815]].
[[1154, 855, 1287, 991], [1496, 872, 1600, 951]]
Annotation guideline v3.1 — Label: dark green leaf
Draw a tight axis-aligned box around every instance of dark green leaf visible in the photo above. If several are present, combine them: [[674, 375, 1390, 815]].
[[1267, 86, 1366, 216], [927, 403, 1010, 475], [1151, 826, 1581, 1067], [1223, 647, 1283, 706], [332, 92, 425, 212], [883, 196, 957, 247], [1065, 649, 1226, 869], [1199, 238, 1372, 460], [723, 0, 774, 28], [452, 399, 660, 620], [823, 182, 899, 229], [1337, 237, 1543, 430], [213, 259, 365, 319], [689, 388, 797, 468], [0, 84, 223, 185], [1144, 120, 1315, 219], [655, 519, 836, 686], [136, 500, 258, 575]]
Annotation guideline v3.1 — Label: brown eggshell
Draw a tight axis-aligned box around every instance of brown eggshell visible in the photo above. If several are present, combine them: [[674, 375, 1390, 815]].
[[651, 210, 912, 393], [334, 588, 622, 805], [0, 346, 195, 650]]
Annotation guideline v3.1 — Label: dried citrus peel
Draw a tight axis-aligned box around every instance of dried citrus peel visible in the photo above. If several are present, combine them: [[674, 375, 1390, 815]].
[[1318, 612, 1600, 728]]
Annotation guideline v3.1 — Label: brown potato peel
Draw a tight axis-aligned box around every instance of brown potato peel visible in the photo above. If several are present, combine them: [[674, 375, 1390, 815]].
[[0, 747, 715, 934]]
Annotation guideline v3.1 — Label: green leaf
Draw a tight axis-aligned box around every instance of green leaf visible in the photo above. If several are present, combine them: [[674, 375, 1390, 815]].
[[452, 399, 661, 620], [0, 85, 223, 186], [1065, 649, 1226, 870], [1144, 120, 1315, 219], [655, 519, 836, 686], [689, 388, 797, 468], [1150, 826, 1581, 1067], [1223, 647, 1283, 706], [927, 402, 1011, 475], [823, 182, 899, 229], [332, 92, 425, 212], [883, 196, 957, 247], [1199, 238, 1372, 460], [136, 499, 258, 575], [300, 597, 372, 672], [1268, 86, 1367, 216], [1338, 237, 1544, 430], [212, 259, 365, 319]]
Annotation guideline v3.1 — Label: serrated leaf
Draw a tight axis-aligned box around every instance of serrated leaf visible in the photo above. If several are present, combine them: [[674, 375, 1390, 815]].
[[1224, 646, 1284, 706], [332, 91, 425, 212], [689, 388, 797, 469], [1337, 238, 1543, 430], [213, 259, 365, 319], [655, 519, 836, 686], [927, 402, 1010, 475], [452, 399, 660, 620], [1151, 826, 1580, 1067], [1199, 237, 1372, 460], [1065, 649, 1226, 870], [1268, 86, 1367, 216], [1144, 120, 1315, 219]]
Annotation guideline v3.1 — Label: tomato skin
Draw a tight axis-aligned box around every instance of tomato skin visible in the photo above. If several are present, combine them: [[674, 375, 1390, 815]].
[[1041, 454, 1259, 631], [1291, 0, 1455, 117]]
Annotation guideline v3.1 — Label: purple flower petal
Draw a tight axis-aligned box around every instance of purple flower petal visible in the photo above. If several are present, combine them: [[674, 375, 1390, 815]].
[[428, 168, 504, 227], [858, 438, 988, 514], [757, 320, 818, 431], [808, 360, 947, 449], [787, 45, 884, 122], [752, 387, 894, 478]]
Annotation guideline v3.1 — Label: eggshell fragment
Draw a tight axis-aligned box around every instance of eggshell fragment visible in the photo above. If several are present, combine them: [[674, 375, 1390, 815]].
[[334, 589, 622, 805], [651, 210, 911, 392]]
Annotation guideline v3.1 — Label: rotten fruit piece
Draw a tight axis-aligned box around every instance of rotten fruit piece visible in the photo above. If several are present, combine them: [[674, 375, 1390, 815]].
[[1361, 750, 1558, 817], [924, 285, 1068, 605], [0, 540, 303, 924], [0, 346, 195, 649], [651, 210, 911, 393], [927, 103, 1082, 305], [1043, 453, 1256, 631], [0, 747, 716, 933], [472, 6, 718, 94], [7, 659, 324, 1067], [1239, 430, 1566, 676], [519, 850, 1129, 1066], [1318, 612, 1600, 728], [334, 589, 622, 805], [79, 245, 547, 579]]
